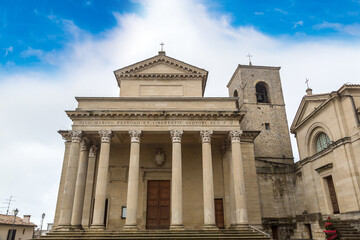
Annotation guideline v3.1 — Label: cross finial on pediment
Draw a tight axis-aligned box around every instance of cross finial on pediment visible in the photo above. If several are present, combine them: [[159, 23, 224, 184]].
[[305, 78, 310, 89], [246, 53, 253, 66], [160, 42, 165, 51]]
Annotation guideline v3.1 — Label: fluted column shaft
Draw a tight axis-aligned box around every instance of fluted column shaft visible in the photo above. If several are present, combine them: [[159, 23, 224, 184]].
[[124, 130, 142, 230], [91, 130, 113, 229], [58, 130, 83, 228], [200, 130, 218, 230], [170, 130, 184, 229], [71, 138, 91, 228], [229, 130, 248, 228]]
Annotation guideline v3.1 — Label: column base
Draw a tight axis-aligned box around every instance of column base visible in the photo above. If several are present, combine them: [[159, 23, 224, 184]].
[[123, 225, 138, 231], [55, 225, 72, 231], [89, 224, 105, 230], [203, 224, 219, 230], [230, 223, 248, 230], [169, 224, 185, 230], [70, 225, 83, 230]]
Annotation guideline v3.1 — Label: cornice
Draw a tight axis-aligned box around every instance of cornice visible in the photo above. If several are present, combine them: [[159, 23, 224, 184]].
[[75, 97, 239, 102], [299, 137, 351, 166]]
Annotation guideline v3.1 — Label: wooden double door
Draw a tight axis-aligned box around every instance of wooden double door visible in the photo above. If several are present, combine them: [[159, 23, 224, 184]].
[[146, 180, 170, 229], [146, 180, 225, 229]]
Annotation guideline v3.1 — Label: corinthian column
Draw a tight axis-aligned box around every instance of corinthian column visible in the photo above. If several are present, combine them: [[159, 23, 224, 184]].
[[170, 130, 184, 230], [58, 130, 83, 229], [91, 130, 113, 229], [200, 130, 218, 230], [54, 131, 72, 227], [229, 130, 248, 229], [123, 130, 142, 231], [71, 137, 91, 228]]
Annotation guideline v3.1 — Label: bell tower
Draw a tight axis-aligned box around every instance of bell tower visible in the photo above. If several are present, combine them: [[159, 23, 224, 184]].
[[227, 64, 293, 163]]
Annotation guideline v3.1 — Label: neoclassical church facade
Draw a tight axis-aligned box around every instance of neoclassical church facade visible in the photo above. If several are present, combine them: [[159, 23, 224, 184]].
[[49, 51, 360, 240]]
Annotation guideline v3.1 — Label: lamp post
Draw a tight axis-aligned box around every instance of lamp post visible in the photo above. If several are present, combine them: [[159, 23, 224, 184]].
[[40, 213, 45, 236], [10, 208, 19, 240]]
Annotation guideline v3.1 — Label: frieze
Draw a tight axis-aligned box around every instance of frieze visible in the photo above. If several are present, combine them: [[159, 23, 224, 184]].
[[75, 119, 236, 126]]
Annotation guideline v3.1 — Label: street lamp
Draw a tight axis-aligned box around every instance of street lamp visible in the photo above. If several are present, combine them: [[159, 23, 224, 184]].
[[40, 213, 45, 236], [10, 208, 19, 240]]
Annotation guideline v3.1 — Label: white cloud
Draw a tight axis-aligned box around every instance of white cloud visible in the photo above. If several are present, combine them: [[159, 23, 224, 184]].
[[274, 8, 288, 15], [293, 20, 303, 29], [313, 22, 360, 36], [254, 12, 264, 15], [1, 0, 360, 226], [4, 46, 13, 57]]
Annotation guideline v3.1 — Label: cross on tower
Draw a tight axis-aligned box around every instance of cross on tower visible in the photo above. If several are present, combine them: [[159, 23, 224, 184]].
[[305, 78, 310, 89], [160, 42, 165, 51], [246, 53, 253, 65]]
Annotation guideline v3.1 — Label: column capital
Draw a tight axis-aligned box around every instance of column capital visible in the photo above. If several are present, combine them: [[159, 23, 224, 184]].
[[89, 145, 99, 158], [129, 130, 142, 143], [80, 137, 91, 152], [99, 130, 113, 143], [229, 130, 243, 142], [170, 130, 184, 143], [58, 130, 72, 142], [200, 130, 213, 143], [70, 130, 83, 143]]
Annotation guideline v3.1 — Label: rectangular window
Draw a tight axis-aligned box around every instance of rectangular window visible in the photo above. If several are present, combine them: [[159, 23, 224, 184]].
[[121, 206, 127, 219], [265, 123, 270, 130], [7, 229, 16, 240]]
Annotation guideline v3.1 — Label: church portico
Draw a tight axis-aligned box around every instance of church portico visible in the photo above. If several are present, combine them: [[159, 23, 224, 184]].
[[55, 125, 258, 230], [51, 51, 268, 239]]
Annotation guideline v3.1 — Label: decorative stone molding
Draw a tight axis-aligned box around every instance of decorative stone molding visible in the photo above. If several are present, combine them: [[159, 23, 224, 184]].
[[315, 163, 333, 173], [89, 145, 99, 158], [154, 148, 166, 167], [99, 130, 113, 143], [200, 130, 213, 143], [70, 130, 83, 143], [58, 130, 72, 142], [170, 130, 183, 143], [229, 130, 243, 142], [80, 137, 91, 152], [129, 130, 142, 143]]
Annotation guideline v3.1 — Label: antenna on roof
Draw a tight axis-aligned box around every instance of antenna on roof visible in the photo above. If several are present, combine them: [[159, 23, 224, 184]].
[[2, 196, 15, 215]]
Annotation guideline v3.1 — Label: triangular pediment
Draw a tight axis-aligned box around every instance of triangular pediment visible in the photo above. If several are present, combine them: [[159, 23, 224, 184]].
[[114, 53, 208, 76], [291, 94, 329, 133], [113, 52, 209, 96], [133, 62, 190, 74]]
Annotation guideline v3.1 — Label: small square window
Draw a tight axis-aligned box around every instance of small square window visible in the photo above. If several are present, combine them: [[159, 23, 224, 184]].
[[121, 206, 127, 219], [265, 123, 270, 130]]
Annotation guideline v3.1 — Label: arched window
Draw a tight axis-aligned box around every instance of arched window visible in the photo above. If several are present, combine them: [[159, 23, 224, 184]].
[[255, 82, 269, 103], [233, 90, 238, 97], [233, 90, 239, 108], [316, 132, 331, 153]]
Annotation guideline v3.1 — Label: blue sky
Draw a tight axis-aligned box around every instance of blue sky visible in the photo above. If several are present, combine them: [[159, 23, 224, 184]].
[[1, 0, 360, 69], [1, 0, 360, 227]]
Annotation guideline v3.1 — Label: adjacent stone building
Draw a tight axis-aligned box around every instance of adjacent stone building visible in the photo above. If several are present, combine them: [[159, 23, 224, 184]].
[[0, 214, 36, 240], [49, 51, 360, 240]]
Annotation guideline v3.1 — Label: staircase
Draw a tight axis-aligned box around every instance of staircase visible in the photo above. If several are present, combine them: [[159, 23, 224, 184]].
[[332, 219, 360, 240], [39, 229, 270, 240]]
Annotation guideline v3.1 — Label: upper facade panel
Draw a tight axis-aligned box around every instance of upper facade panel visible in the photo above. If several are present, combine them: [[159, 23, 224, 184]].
[[114, 51, 208, 97]]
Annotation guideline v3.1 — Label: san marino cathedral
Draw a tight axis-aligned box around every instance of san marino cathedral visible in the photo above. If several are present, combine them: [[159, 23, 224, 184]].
[[44, 50, 360, 240]]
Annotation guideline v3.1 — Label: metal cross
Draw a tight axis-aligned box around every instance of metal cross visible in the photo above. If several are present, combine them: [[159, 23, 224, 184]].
[[160, 42, 165, 51], [305, 78, 310, 88], [246, 53, 253, 65]]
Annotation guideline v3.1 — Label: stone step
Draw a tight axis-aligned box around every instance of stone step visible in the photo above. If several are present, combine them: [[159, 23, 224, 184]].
[[39, 230, 269, 240]]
